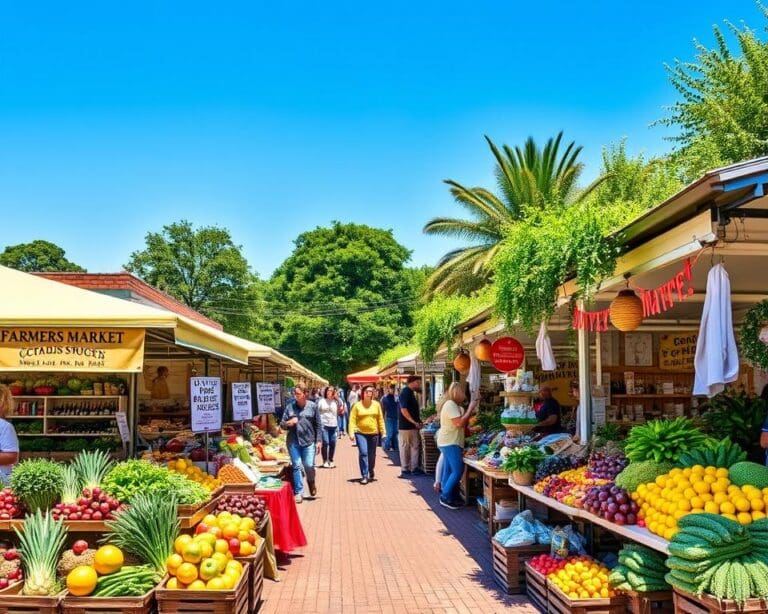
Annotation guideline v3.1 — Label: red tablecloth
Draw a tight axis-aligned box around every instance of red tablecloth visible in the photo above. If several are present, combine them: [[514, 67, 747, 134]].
[[254, 482, 307, 553]]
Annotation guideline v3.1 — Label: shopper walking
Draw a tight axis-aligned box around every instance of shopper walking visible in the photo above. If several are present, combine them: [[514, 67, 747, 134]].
[[317, 386, 340, 468], [337, 387, 349, 435], [398, 375, 423, 477], [436, 383, 478, 510], [381, 385, 400, 452], [281, 386, 322, 504], [348, 384, 385, 485]]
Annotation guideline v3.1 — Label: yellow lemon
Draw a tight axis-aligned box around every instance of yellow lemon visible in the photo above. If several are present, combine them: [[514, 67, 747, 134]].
[[737, 512, 753, 525], [752, 510, 767, 521], [704, 501, 720, 514], [720, 501, 736, 515], [734, 498, 751, 513]]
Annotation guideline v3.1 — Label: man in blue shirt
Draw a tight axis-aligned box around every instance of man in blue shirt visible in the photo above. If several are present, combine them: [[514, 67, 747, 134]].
[[398, 375, 423, 476], [381, 385, 400, 452]]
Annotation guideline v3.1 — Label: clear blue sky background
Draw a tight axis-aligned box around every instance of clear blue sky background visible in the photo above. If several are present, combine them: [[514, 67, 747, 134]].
[[0, 1, 761, 278]]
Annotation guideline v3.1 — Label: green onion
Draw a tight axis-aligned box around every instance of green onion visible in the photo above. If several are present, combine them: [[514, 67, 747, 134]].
[[14, 510, 67, 596], [60, 465, 81, 505], [72, 449, 114, 491], [104, 492, 179, 573]]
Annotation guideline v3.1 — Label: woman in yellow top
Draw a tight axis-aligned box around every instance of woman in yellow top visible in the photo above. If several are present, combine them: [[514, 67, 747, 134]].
[[348, 384, 386, 485], [436, 382, 478, 510]]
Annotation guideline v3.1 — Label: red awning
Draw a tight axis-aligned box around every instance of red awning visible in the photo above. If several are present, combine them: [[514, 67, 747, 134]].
[[346, 365, 380, 383]]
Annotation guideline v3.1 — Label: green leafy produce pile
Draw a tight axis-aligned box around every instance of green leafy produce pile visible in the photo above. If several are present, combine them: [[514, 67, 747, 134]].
[[676, 437, 746, 469], [701, 391, 767, 462], [665, 514, 768, 602], [102, 460, 209, 505], [9, 459, 65, 512], [624, 418, 708, 463], [609, 544, 670, 592]]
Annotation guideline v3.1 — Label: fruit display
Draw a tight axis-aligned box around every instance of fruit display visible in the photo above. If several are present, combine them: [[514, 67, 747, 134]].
[[632, 465, 768, 539], [728, 461, 768, 489], [534, 455, 582, 482], [582, 484, 639, 525], [0, 488, 23, 520], [586, 451, 628, 480], [167, 458, 222, 492], [547, 556, 616, 599], [57, 541, 96, 576], [624, 418, 708, 463], [214, 494, 267, 520], [664, 514, 768, 602], [0, 541, 23, 589], [527, 553, 581, 576], [64, 543, 162, 597], [195, 509, 263, 558], [676, 438, 747, 469], [51, 486, 124, 522], [534, 466, 611, 507], [614, 460, 674, 493], [608, 545, 670, 592], [166, 532, 246, 590], [217, 464, 252, 484]]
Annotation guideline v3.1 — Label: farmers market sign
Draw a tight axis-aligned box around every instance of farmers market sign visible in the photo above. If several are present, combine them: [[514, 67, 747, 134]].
[[0, 327, 145, 372]]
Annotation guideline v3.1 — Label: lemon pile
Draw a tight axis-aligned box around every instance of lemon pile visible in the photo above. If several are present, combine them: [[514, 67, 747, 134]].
[[167, 458, 223, 492], [633, 465, 768, 540], [548, 557, 615, 600]]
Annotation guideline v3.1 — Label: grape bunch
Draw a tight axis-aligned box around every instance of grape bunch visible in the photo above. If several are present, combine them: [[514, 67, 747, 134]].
[[534, 455, 583, 482], [582, 484, 639, 525], [586, 452, 628, 480]]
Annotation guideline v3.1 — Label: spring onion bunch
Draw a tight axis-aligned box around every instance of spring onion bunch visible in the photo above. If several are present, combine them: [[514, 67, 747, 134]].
[[14, 510, 67, 595]]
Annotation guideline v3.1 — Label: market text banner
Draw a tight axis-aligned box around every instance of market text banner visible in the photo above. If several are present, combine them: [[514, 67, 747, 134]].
[[256, 383, 276, 414], [191, 377, 222, 432], [659, 333, 697, 370], [231, 382, 253, 421], [0, 328, 145, 372]]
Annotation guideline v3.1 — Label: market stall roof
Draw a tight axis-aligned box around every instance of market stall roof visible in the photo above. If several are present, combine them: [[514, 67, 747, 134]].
[[377, 351, 447, 376], [346, 365, 380, 384]]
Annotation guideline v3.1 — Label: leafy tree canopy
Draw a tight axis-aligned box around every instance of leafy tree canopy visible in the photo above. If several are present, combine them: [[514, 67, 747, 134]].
[[0, 240, 85, 272], [377, 343, 418, 370], [125, 220, 266, 339], [659, 9, 768, 181], [267, 222, 416, 383]]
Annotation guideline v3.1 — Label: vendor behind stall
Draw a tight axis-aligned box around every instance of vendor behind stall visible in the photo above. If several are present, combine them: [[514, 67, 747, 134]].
[[0, 385, 19, 484], [533, 386, 564, 435]]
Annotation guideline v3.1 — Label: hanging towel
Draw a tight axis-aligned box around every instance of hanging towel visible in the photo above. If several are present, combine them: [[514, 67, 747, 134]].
[[536, 321, 557, 372], [693, 263, 739, 397], [468, 352, 481, 398]]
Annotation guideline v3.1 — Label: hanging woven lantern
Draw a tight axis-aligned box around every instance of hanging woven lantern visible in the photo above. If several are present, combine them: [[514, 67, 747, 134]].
[[453, 351, 471, 374], [609, 289, 644, 332], [474, 338, 492, 362]]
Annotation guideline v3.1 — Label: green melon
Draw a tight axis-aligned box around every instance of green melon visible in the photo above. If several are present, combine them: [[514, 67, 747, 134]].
[[729, 461, 768, 489]]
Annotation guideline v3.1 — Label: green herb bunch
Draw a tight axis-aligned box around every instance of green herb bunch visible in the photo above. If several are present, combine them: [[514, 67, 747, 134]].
[[10, 459, 65, 513], [501, 446, 548, 473]]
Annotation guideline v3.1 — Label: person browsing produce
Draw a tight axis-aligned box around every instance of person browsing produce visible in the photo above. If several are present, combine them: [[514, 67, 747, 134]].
[[0, 384, 19, 484], [281, 386, 322, 504], [435, 383, 478, 510], [348, 384, 385, 485], [533, 385, 564, 436], [317, 386, 340, 468]]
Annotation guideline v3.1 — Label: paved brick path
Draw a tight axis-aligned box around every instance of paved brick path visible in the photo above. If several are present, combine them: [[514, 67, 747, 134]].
[[261, 438, 537, 613]]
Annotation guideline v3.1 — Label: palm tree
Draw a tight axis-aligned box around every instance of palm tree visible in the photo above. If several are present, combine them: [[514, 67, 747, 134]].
[[423, 131, 599, 297]]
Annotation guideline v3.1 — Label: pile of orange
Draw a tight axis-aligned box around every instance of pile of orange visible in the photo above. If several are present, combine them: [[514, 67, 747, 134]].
[[633, 465, 768, 540], [547, 557, 615, 600], [167, 458, 222, 492]]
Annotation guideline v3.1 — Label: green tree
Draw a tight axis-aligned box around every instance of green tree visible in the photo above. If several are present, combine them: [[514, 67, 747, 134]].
[[659, 9, 768, 180], [423, 132, 600, 297], [125, 220, 266, 338], [267, 222, 415, 383], [0, 240, 85, 272]]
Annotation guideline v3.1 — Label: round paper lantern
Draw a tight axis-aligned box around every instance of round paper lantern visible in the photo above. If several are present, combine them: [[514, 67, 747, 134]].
[[453, 351, 471, 374], [474, 338, 492, 362], [609, 289, 644, 332]]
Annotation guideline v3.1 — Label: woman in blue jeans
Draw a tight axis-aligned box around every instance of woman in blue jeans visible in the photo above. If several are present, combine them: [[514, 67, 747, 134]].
[[348, 384, 386, 485], [317, 386, 341, 468], [280, 386, 322, 504], [436, 382, 478, 510]]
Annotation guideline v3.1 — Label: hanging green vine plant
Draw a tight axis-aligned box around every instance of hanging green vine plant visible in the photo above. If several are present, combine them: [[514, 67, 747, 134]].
[[741, 300, 768, 369]]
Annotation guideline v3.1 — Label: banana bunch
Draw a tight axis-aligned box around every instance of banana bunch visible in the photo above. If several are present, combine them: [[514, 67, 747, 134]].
[[625, 418, 708, 463]]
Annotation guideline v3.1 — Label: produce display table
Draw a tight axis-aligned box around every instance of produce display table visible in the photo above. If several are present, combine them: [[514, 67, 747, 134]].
[[420, 429, 439, 475], [464, 458, 517, 536], [254, 482, 307, 553], [507, 482, 670, 555]]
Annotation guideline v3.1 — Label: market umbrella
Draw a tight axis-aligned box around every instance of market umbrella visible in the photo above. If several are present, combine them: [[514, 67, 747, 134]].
[[693, 263, 739, 397]]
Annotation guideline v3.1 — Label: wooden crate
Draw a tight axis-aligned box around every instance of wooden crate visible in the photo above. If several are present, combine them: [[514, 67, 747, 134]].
[[491, 540, 550, 594], [236, 540, 266, 613], [524, 562, 548, 613], [623, 589, 674, 614], [420, 431, 439, 474], [546, 581, 626, 614], [61, 586, 156, 614], [222, 483, 257, 495], [156, 563, 250, 614], [672, 587, 768, 613], [0, 584, 63, 614], [477, 500, 489, 523]]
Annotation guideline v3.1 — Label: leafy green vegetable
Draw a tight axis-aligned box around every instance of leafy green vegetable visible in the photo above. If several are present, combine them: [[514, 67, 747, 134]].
[[10, 459, 65, 512], [501, 446, 548, 473], [624, 418, 708, 463], [102, 460, 209, 505], [701, 391, 768, 462]]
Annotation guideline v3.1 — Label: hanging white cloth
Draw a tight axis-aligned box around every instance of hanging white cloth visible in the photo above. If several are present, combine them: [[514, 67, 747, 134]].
[[536, 321, 557, 371], [468, 352, 481, 398], [693, 263, 739, 397]]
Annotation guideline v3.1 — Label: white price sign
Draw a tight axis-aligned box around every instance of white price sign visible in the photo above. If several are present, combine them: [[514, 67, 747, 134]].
[[272, 383, 282, 410], [231, 382, 253, 421], [190, 377, 222, 432], [256, 382, 276, 414], [115, 411, 130, 444]]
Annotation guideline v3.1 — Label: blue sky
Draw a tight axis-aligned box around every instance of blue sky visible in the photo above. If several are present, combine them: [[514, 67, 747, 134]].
[[0, 1, 761, 278]]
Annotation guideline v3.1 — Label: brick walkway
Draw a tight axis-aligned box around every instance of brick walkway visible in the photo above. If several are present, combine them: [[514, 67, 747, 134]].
[[261, 438, 537, 613]]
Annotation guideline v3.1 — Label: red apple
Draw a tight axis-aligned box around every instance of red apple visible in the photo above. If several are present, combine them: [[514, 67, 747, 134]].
[[72, 540, 89, 555], [195, 523, 209, 535], [228, 538, 240, 555]]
